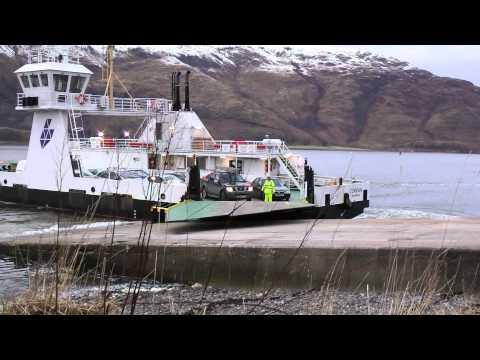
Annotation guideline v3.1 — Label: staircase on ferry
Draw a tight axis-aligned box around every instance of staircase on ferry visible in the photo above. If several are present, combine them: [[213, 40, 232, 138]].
[[68, 105, 85, 177], [68, 106, 85, 141], [276, 144, 302, 191]]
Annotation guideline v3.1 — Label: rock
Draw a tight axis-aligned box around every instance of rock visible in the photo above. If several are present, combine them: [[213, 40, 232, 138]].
[[150, 287, 166, 293], [191, 282, 203, 289]]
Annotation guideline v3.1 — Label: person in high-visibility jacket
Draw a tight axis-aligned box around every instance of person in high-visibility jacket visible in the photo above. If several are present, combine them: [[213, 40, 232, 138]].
[[262, 176, 276, 202]]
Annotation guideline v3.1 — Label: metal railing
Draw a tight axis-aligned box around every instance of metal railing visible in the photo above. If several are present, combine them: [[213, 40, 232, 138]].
[[27, 47, 81, 64], [69, 138, 154, 151], [17, 92, 172, 114], [185, 139, 288, 155], [64, 94, 171, 113], [313, 175, 364, 187]]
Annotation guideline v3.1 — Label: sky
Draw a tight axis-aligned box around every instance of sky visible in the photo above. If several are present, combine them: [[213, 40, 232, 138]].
[[301, 45, 480, 86]]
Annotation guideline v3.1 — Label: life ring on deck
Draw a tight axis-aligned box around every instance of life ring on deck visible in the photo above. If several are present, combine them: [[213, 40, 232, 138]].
[[75, 93, 88, 105]]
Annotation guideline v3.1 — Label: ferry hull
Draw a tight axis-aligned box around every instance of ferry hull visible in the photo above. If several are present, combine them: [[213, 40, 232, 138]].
[[0, 186, 162, 221], [0, 184, 369, 222]]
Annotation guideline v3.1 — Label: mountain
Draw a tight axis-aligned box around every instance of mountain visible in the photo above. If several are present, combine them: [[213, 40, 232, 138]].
[[1, 45, 480, 153]]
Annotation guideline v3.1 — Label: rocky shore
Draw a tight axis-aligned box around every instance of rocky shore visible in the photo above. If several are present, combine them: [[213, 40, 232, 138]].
[[63, 281, 480, 315]]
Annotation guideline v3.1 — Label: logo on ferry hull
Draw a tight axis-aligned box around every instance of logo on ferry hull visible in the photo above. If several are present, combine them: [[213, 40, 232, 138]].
[[40, 119, 54, 148]]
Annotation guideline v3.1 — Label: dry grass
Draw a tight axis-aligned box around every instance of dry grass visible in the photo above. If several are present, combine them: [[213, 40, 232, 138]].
[[2, 296, 118, 315], [0, 243, 120, 315]]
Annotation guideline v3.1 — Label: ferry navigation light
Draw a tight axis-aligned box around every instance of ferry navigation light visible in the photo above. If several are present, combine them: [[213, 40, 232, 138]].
[[123, 131, 130, 138], [97, 131, 105, 137]]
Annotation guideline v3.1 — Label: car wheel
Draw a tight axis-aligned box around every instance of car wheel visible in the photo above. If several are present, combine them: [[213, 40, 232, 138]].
[[201, 187, 207, 200], [247, 197, 252, 201]]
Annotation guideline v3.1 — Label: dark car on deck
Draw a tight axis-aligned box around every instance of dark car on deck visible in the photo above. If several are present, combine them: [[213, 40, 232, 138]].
[[96, 169, 149, 180], [200, 170, 253, 201], [251, 177, 291, 201]]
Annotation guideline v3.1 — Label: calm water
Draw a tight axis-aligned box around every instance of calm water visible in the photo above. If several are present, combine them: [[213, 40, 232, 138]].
[[298, 149, 480, 218], [0, 256, 29, 301]]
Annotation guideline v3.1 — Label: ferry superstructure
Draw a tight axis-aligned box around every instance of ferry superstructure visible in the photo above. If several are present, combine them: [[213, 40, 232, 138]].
[[0, 47, 370, 221]]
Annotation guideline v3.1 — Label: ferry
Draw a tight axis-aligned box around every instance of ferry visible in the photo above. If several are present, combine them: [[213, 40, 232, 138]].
[[0, 46, 370, 222]]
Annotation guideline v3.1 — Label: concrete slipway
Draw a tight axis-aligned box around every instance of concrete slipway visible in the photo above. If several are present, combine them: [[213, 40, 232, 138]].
[[2, 218, 480, 292]]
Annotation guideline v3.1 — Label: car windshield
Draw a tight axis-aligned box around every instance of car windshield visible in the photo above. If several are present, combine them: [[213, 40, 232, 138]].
[[219, 173, 245, 183], [118, 170, 149, 179], [163, 174, 183, 182]]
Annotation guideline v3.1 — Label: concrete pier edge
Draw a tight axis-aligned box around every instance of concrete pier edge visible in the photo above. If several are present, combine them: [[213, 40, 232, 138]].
[[1, 218, 480, 292]]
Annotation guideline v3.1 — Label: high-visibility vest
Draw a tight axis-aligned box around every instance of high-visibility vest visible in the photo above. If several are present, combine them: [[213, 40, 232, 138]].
[[262, 180, 275, 193]]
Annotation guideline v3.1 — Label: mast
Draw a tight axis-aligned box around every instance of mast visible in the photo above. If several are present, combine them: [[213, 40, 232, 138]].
[[102, 45, 115, 109]]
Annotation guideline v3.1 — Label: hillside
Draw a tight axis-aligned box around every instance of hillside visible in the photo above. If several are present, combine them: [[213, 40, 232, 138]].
[[1, 45, 480, 152]]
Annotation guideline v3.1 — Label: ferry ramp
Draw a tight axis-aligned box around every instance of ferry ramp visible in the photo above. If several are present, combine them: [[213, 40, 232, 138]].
[[165, 199, 316, 222]]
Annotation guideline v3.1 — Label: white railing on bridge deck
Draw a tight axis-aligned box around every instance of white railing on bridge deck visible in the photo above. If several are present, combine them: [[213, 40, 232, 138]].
[[69, 137, 154, 151], [16, 92, 172, 114], [60, 93, 171, 114], [27, 48, 81, 64], [313, 175, 365, 187], [183, 139, 289, 155]]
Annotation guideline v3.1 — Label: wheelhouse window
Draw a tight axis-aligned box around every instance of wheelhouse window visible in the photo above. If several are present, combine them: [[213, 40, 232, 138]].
[[229, 159, 243, 173], [53, 74, 68, 92], [69, 76, 85, 93], [40, 74, 49, 87], [20, 75, 30, 88], [30, 74, 40, 87]]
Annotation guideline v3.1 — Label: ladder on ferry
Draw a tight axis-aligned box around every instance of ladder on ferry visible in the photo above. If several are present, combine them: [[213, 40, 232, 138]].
[[277, 143, 303, 191], [67, 105, 85, 177], [68, 106, 85, 142]]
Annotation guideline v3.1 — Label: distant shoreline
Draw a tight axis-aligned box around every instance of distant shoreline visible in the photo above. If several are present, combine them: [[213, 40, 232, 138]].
[[289, 144, 479, 155], [289, 145, 370, 151], [0, 142, 478, 156], [0, 142, 27, 146]]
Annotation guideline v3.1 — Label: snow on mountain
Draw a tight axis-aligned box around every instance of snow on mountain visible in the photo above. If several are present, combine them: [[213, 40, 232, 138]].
[[114, 45, 414, 75], [0, 45, 15, 57], [0, 44, 416, 76], [0, 45, 104, 66]]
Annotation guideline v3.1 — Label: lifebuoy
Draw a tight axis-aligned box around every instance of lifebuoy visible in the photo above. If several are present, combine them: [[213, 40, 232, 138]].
[[75, 93, 88, 105]]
